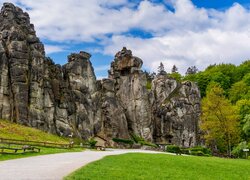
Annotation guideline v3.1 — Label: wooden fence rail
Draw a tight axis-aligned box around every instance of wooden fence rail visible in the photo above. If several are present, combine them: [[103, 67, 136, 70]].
[[0, 138, 73, 149]]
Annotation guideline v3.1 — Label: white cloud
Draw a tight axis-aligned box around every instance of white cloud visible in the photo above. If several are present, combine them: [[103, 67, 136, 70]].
[[104, 30, 250, 74], [103, 1, 250, 74], [44, 45, 66, 54], [1, 0, 250, 74]]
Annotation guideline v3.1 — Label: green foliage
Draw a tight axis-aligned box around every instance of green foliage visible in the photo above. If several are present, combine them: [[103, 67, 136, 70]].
[[87, 138, 97, 148], [130, 134, 144, 143], [236, 99, 250, 120], [189, 146, 211, 156], [112, 138, 134, 145], [183, 61, 250, 156], [139, 141, 158, 148], [232, 142, 250, 158], [229, 81, 250, 103], [190, 151, 207, 156], [236, 100, 250, 141], [234, 60, 250, 81], [184, 72, 210, 97], [180, 148, 189, 154], [184, 62, 250, 98], [169, 72, 182, 82], [243, 73, 250, 86], [181, 146, 211, 156], [130, 134, 157, 147], [243, 115, 250, 137], [165, 145, 181, 154], [211, 72, 231, 92], [65, 153, 250, 180], [201, 85, 240, 155]]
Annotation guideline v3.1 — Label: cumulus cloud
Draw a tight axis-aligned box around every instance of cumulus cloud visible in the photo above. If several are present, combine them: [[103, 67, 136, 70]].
[[105, 30, 250, 74], [1, 0, 250, 74], [103, 1, 250, 74], [44, 45, 66, 54]]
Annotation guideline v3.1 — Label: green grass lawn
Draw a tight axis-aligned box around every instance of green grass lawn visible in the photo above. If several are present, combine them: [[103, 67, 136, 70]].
[[65, 153, 250, 180]]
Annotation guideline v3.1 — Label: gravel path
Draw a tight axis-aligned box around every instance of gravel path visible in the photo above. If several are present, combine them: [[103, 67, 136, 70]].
[[0, 149, 169, 180]]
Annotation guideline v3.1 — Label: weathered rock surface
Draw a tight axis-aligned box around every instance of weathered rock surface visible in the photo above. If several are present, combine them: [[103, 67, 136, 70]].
[[0, 3, 201, 147], [151, 76, 201, 146], [109, 47, 153, 141]]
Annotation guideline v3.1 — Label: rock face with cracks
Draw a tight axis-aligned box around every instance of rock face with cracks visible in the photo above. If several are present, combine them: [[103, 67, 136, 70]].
[[0, 3, 201, 147]]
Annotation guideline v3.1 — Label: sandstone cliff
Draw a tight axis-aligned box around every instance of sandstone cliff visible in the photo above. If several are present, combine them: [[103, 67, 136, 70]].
[[0, 3, 201, 147]]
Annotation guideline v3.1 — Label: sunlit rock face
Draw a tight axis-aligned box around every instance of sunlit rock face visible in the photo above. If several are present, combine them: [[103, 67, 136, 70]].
[[0, 3, 201, 147]]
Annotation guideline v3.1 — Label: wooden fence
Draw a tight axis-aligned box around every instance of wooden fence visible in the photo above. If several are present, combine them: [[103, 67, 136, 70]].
[[0, 138, 73, 149]]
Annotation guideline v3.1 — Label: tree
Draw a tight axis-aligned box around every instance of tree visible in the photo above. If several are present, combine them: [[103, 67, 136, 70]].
[[210, 72, 231, 93], [235, 60, 250, 82], [242, 114, 250, 138], [169, 72, 182, 82], [185, 66, 198, 75], [236, 99, 250, 120], [201, 85, 240, 156], [229, 81, 250, 103], [158, 62, 166, 75], [243, 73, 250, 86], [171, 65, 178, 73]]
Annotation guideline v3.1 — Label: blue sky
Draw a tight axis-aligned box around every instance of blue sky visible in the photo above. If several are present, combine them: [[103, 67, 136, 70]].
[[2, 0, 250, 79], [192, 0, 250, 9]]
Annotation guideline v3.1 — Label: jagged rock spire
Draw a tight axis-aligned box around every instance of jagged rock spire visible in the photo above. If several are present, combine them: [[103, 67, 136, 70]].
[[109, 47, 143, 78]]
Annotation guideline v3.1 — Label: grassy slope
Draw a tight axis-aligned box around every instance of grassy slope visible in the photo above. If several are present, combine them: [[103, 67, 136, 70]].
[[66, 153, 250, 180], [0, 120, 68, 143], [0, 120, 82, 161]]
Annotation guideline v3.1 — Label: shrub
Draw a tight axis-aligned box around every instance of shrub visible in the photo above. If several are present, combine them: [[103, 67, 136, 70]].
[[112, 138, 134, 145], [130, 134, 158, 148], [190, 151, 206, 156], [166, 145, 181, 154], [139, 141, 158, 148], [232, 142, 250, 158], [131, 134, 144, 143], [181, 148, 190, 155], [88, 138, 97, 149], [188, 146, 211, 157], [189, 146, 211, 155]]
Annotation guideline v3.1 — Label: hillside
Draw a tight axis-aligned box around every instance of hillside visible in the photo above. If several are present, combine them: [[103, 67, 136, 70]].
[[0, 120, 68, 143]]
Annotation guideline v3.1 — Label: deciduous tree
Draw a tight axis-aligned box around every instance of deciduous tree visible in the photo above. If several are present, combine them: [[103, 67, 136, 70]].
[[201, 85, 240, 156]]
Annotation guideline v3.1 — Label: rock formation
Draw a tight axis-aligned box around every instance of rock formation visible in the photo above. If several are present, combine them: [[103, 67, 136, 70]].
[[109, 47, 153, 141], [151, 76, 200, 146], [0, 3, 201, 147]]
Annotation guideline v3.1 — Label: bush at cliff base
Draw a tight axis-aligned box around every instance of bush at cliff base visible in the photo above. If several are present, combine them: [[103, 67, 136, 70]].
[[165, 145, 181, 154]]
